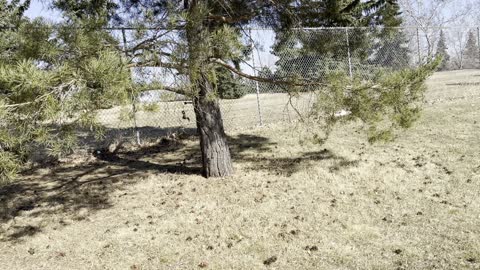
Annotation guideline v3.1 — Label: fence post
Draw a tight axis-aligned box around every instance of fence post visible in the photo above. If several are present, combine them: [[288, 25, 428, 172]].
[[416, 28, 421, 65], [250, 29, 263, 126], [477, 27, 480, 68], [122, 28, 141, 145], [345, 28, 353, 78]]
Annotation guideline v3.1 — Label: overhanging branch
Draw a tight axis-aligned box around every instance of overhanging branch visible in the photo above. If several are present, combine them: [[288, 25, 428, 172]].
[[134, 83, 191, 97], [127, 60, 187, 72], [210, 58, 327, 87], [207, 13, 253, 24]]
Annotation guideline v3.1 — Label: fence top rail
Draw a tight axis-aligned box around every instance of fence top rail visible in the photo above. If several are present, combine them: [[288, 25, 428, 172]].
[[1, 25, 480, 31], [277, 26, 480, 30], [0, 26, 182, 31]]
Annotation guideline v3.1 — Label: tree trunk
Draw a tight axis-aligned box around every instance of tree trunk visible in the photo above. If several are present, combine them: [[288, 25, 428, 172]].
[[193, 74, 234, 177], [185, 0, 234, 177]]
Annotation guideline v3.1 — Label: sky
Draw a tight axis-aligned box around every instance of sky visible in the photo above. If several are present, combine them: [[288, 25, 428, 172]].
[[24, 0, 62, 22]]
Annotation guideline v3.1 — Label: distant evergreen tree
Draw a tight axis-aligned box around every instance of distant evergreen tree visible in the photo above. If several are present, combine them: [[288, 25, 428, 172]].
[[371, 30, 410, 69], [215, 67, 246, 99], [370, 1, 410, 69], [435, 30, 450, 71], [257, 67, 284, 93], [462, 31, 479, 69], [272, 0, 409, 82]]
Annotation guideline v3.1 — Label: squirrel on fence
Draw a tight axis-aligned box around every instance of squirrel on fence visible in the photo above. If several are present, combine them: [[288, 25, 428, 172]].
[[182, 110, 190, 121]]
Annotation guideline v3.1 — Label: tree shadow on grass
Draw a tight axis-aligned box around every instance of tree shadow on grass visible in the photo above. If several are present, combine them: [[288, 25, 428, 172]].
[[0, 129, 202, 242], [76, 125, 198, 150], [237, 149, 358, 176], [0, 130, 357, 242], [229, 134, 359, 176]]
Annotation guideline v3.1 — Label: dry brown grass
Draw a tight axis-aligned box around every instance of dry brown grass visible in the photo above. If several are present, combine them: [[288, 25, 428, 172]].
[[96, 91, 314, 132], [1, 70, 480, 269]]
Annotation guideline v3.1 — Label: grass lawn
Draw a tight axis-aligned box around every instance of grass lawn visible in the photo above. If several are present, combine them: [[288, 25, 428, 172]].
[[0, 70, 479, 269]]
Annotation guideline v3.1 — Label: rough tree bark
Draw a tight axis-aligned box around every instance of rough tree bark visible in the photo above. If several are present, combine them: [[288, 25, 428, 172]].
[[186, 0, 234, 177], [193, 75, 234, 177]]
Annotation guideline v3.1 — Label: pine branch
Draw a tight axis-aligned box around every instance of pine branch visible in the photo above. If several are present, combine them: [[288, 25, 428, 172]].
[[125, 34, 177, 54], [1, 80, 76, 108], [127, 60, 187, 71]]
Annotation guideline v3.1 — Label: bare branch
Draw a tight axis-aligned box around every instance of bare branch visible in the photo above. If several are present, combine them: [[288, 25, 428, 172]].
[[207, 13, 253, 24], [134, 82, 191, 97], [210, 58, 327, 87]]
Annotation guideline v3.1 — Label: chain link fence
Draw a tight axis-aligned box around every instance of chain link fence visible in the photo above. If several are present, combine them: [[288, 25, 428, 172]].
[[95, 26, 480, 143]]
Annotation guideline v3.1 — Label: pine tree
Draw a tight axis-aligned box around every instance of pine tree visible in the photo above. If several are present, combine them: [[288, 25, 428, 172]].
[[273, 0, 410, 82], [435, 30, 450, 71], [215, 67, 247, 99], [462, 31, 479, 69], [370, 1, 410, 69], [1, 0, 438, 181], [0, 2, 131, 182], [371, 30, 410, 69]]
